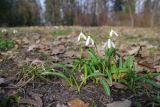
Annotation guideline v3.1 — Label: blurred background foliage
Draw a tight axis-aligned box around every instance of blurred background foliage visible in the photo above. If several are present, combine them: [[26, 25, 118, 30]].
[[0, 0, 160, 27]]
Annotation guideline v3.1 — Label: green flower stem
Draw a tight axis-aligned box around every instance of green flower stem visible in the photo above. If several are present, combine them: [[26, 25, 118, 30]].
[[80, 40, 83, 59]]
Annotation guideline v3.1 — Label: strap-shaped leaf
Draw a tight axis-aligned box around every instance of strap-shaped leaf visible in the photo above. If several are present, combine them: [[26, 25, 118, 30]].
[[100, 80, 111, 96]]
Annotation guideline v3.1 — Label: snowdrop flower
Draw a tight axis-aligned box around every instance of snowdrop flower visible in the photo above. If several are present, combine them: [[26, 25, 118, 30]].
[[85, 36, 94, 47], [13, 29, 18, 34], [109, 29, 118, 37], [1, 29, 7, 33], [103, 39, 115, 49], [78, 32, 87, 41]]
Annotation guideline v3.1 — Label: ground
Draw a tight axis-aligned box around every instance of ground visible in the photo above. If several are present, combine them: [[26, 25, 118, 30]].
[[0, 26, 160, 107]]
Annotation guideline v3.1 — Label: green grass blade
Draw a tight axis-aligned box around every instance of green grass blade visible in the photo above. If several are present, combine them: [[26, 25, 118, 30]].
[[41, 71, 70, 83], [86, 72, 106, 80], [143, 78, 160, 88], [100, 80, 111, 96]]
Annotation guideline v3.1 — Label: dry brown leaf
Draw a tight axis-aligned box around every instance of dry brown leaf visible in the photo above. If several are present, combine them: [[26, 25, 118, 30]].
[[64, 51, 77, 57], [22, 37, 30, 44], [29, 92, 43, 107], [138, 60, 156, 71], [112, 82, 127, 89], [27, 44, 37, 52], [0, 77, 5, 85], [67, 98, 89, 107], [56, 103, 68, 107], [106, 99, 131, 107], [31, 59, 45, 65], [19, 98, 38, 107], [155, 66, 160, 72], [154, 76, 160, 82], [51, 45, 65, 55], [128, 46, 140, 55]]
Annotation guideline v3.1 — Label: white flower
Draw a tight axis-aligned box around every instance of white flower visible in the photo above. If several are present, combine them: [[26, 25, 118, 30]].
[[103, 39, 115, 49], [13, 29, 18, 34], [109, 29, 118, 37], [1, 29, 7, 33], [85, 36, 94, 47], [78, 32, 87, 41]]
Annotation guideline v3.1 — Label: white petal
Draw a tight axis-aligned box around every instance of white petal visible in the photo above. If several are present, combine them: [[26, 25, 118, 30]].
[[78, 32, 87, 41], [103, 41, 108, 49], [113, 30, 118, 37], [90, 38, 94, 46], [85, 36, 94, 47], [90, 37, 94, 46], [111, 41, 116, 48], [81, 32, 87, 40], [109, 29, 118, 37], [109, 30, 113, 37], [78, 34, 81, 41], [108, 39, 111, 48], [85, 36, 90, 46]]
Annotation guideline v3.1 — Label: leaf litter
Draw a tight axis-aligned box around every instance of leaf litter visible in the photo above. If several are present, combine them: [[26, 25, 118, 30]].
[[0, 27, 160, 106]]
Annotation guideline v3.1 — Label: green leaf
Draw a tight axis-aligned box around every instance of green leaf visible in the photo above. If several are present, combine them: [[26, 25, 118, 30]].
[[85, 72, 106, 80], [41, 71, 70, 83], [100, 80, 111, 96], [143, 78, 160, 88], [84, 64, 88, 84]]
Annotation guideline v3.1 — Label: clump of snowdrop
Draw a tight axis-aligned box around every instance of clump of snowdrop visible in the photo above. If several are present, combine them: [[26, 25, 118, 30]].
[[78, 32, 94, 47], [1, 29, 7, 33], [78, 32, 95, 58], [103, 29, 118, 50]]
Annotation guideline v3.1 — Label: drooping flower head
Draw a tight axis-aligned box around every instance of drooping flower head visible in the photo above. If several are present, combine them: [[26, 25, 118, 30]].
[[85, 36, 94, 47], [78, 32, 87, 41], [13, 29, 18, 34], [109, 29, 118, 37], [103, 39, 115, 49]]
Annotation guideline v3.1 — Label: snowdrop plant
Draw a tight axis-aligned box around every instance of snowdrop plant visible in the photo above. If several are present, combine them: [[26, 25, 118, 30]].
[[77, 32, 87, 58], [43, 29, 151, 97]]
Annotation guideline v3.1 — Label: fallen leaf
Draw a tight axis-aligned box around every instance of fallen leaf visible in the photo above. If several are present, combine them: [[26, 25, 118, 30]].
[[67, 98, 89, 107], [64, 51, 77, 57], [29, 92, 43, 107], [56, 103, 68, 107], [19, 98, 38, 107], [128, 46, 140, 55], [51, 45, 65, 55], [112, 82, 127, 89], [106, 99, 131, 107], [138, 60, 156, 71], [22, 37, 29, 44], [27, 44, 37, 52], [63, 58, 73, 64], [0, 77, 5, 85], [155, 66, 160, 72], [31, 59, 45, 65], [154, 76, 160, 82]]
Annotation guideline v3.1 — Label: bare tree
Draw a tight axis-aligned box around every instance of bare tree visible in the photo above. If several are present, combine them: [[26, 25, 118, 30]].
[[127, 0, 135, 27]]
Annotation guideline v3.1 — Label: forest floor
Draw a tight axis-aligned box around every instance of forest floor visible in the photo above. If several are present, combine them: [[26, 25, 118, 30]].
[[0, 26, 160, 107]]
